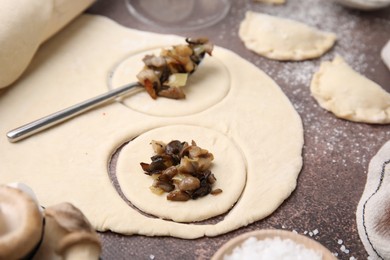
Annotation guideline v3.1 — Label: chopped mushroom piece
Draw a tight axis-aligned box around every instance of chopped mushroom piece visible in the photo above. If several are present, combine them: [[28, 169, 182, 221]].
[[140, 140, 222, 201], [136, 38, 214, 99]]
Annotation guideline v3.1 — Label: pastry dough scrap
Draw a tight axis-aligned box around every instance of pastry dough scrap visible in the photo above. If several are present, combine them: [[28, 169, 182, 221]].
[[238, 11, 336, 61], [311, 55, 390, 124]]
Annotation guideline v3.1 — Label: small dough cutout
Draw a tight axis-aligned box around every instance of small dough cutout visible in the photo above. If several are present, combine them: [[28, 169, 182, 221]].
[[311, 55, 390, 124], [238, 11, 336, 61]]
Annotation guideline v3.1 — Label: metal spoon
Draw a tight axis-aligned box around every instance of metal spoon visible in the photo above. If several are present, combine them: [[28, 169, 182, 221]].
[[6, 82, 140, 143]]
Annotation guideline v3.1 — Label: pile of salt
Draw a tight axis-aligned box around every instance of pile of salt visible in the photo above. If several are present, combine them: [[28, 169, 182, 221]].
[[224, 236, 322, 260]]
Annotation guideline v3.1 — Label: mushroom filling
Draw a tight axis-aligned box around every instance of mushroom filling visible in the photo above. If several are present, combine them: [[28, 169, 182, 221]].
[[140, 140, 222, 201], [136, 38, 214, 99]]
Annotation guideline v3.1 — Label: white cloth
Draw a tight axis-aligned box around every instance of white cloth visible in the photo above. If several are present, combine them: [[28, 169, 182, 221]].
[[356, 140, 390, 260], [0, 0, 95, 88], [382, 40, 390, 71]]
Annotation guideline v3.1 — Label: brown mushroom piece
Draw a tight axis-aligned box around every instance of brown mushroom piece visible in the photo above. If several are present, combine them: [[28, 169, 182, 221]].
[[140, 154, 174, 174], [167, 190, 191, 201], [191, 178, 212, 200], [178, 176, 201, 191], [153, 180, 175, 193], [0, 185, 43, 260]]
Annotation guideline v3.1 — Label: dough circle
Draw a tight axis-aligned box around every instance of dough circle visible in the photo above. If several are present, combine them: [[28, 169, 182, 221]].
[[116, 124, 246, 223], [108, 49, 231, 117]]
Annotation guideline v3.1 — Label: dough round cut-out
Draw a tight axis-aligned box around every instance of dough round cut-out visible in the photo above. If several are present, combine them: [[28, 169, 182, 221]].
[[0, 15, 303, 238], [108, 49, 231, 117], [116, 125, 246, 223]]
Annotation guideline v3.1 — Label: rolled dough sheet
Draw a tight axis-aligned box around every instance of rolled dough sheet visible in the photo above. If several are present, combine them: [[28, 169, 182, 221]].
[[0, 14, 303, 238], [0, 0, 95, 88]]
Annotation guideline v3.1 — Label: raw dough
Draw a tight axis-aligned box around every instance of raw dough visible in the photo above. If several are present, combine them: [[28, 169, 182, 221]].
[[356, 140, 390, 259], [311, 55, 390, 124], [238, 11, 336, 61], [0, 0, 94, 88], [116, 125, 246, 223], [0, 15, 303, 238]]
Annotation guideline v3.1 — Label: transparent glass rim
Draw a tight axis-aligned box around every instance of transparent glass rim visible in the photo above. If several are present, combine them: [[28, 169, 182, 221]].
[[125, 0, 232, 31]]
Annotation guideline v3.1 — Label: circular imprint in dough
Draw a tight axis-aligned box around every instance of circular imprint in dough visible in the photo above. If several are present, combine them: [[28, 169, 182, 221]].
[[108, 48, 231, 117], [115, 125, 246, 223]]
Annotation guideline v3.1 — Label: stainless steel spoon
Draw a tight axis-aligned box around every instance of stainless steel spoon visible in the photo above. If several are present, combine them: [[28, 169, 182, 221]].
[[6, 82, 140, 143]]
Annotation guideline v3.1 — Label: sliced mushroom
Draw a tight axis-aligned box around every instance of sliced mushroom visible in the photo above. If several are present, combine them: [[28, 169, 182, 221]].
[[153, 180, 175, 192], [167, 190, 190, 201], [178, 176, 201, 191]]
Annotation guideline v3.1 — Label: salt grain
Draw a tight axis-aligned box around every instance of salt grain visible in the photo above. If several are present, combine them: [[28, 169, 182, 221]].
[[224, 236, 322, 260], [338, 239, 343, 245]]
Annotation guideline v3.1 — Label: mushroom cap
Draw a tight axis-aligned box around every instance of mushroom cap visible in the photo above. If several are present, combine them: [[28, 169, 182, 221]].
[[0, 185, 43, 259], [41, 202, 101, 259]]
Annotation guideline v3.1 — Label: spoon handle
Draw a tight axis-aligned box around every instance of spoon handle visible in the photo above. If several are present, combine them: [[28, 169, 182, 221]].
[[7, 82, 140, 143]]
